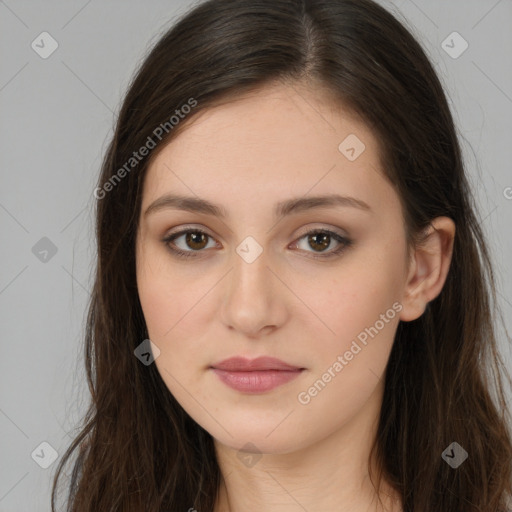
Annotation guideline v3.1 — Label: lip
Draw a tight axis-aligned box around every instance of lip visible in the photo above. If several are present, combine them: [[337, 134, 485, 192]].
[[210, 357, 305, 393], [211, 356, 303, 372]]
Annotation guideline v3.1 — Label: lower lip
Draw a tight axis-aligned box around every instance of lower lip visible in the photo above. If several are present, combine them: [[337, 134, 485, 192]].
[[211, 368, 304, 393]]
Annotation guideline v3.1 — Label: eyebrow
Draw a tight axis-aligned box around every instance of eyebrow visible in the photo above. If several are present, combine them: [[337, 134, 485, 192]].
[[143, 193, 372, 219]]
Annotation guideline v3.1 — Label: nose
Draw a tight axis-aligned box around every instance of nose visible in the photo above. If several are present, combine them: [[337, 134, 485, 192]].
[[219, 245, 288, 338]]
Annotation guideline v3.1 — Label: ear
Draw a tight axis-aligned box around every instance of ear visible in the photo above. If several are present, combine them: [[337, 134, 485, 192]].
[[399, 216, 456, 322]]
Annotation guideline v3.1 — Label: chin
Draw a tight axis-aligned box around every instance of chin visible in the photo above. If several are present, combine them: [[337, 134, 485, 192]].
[[217, 438, 300, 456], [209, 425, 306, 455]]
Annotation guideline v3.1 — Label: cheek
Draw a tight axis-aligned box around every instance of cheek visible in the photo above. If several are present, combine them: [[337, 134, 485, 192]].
[[291, 268, 401, 438], [136, 248, 219, 404], [291, 243, 405, 406], [295, 252, 404, 351], [137, 245, 206, 341], [136, 262, 209, 403]]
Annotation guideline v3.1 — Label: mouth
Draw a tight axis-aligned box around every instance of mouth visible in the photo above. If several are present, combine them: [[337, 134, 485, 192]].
[[210, 356, 305, 393]]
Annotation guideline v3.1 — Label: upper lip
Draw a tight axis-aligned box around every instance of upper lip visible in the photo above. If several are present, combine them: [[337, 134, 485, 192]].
[[211, 356, 303, 371]]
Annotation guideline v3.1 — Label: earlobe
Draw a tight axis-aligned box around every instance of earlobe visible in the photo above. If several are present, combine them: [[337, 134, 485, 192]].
[[399, 217, 456, 322]]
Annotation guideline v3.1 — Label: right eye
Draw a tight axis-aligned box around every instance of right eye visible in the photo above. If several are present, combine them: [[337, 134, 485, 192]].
[[162, 228, 218, 259]]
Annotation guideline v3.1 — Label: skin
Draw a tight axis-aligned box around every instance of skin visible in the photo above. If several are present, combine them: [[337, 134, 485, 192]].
[[135, 80, 455, 512]]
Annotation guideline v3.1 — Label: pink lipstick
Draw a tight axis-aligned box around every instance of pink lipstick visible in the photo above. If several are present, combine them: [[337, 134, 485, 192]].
[[210, 356, 305, 393]]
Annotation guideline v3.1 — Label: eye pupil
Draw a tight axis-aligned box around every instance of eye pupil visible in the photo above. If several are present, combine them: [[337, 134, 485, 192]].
[[186, 232, 208, 250], [309, 233, 330, 252]]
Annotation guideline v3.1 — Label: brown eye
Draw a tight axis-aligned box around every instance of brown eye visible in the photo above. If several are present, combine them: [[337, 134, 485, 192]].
[[307, 232, 331, 252], [293, 229, 353, 259], [184, 231, 209, 250], [163, 229, 217, 258]]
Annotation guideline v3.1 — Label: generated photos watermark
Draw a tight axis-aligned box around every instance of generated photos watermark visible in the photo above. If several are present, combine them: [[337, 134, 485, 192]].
[[94, 97, 198, 200], [297, 301, 403, 405]]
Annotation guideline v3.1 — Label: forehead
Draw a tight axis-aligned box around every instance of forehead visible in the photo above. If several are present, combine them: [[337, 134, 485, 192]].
[[155, 82, 376, 164], [142, 82, 396, 219]]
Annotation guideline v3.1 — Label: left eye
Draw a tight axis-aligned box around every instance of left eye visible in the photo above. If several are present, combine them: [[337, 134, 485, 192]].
[[291, 229, 352, 259], [163, 228, 352, 259]]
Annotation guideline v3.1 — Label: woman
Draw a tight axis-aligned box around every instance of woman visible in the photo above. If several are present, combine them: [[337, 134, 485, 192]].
[[52, 0, 512, 510]]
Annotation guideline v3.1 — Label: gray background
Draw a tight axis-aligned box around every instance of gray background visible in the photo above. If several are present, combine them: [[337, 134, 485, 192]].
[[1, 0, 511, 510]]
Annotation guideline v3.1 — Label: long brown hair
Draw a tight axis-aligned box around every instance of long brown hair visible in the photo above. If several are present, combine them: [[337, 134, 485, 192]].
[[51, 0, 512, 510]]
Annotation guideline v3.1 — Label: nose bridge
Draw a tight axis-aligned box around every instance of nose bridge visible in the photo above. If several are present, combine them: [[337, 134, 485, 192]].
[[220, 239, 283, 335], [229, 241, 272, 305]]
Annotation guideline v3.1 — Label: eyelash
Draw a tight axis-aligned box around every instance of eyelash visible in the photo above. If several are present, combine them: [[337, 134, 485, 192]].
[[162, 227, 353, 260]]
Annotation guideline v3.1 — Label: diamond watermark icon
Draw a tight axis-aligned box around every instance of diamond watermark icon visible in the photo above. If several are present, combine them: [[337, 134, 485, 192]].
[[441, 441, 468, 468], [338, 134, 366, 161], [134, 339, 161, 365], [236, 442, 262, 468], [31, 31, 59, 59], [441, 31, 468, 59], [236, 236, 263, 264], [31, 441, 58, 469], [32, 237, 58, 263]]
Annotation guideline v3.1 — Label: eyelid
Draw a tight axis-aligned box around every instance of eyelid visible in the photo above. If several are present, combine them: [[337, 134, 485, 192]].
[[295, 223, 348, 238], [164, 224, 216, 239]]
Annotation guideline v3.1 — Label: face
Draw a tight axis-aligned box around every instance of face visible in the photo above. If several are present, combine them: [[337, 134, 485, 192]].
[[136, 81, 411, 454]]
